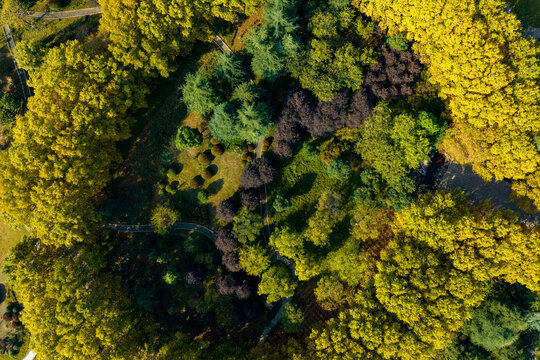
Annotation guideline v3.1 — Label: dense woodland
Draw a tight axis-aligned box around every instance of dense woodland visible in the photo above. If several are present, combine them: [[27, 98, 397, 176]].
[[0, 0, 538, 359]]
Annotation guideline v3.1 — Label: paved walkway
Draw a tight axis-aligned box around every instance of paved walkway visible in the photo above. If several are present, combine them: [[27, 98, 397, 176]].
[[105, 222, 216, 241], [22, 351, 36, 360], [438, 163, 540, 227], [24, 6, 102, 19], [2, 24, 32, 101], [213, 34, 232, 55], [212, 34, 295, 343]]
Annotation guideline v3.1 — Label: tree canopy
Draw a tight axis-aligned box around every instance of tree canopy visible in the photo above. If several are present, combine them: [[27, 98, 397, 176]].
[[0, 41, 147, 246]]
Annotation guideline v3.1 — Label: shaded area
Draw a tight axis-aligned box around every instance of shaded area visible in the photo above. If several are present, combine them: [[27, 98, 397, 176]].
[[105, 222, 216, 241], [438, 163, 540, 227]]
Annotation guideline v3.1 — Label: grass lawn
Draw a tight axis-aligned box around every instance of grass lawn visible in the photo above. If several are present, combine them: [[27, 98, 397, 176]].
[[508, 0, 540, 27], [0, 219, 27, 360], [267, 151, 342, 232], [0, 218, 26, 285], [173, 117, 243, 207]]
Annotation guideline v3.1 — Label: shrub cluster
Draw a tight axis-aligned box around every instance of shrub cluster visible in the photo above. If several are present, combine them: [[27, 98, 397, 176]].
[[273, 89, 373, 158], [216, 197, 239, 222], [364, 45, 421, 100], [240, 158, 276, 189]]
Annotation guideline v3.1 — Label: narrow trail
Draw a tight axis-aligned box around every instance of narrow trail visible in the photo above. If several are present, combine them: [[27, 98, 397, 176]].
[[212, 33, 296, 344], [2, 24, 32, 102], [24, 6, 102, 19], [105, 222, 216, 241]]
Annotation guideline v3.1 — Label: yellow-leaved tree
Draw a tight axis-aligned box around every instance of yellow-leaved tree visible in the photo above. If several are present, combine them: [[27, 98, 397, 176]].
[[100, 0, 263, 77], [355, 0, 540, 207], [0, 40, 147, 247]]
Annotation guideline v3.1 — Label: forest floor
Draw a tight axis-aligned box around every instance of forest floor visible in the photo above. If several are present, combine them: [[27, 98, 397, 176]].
[[231, 7, 264, 52], [103, 43, 216, 224]]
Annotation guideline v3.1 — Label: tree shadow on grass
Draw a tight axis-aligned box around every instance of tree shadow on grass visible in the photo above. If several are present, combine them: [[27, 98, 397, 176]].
[[286, 172, 317, 198], [0, 284, 5, 304], [207, 179, 224, 195]]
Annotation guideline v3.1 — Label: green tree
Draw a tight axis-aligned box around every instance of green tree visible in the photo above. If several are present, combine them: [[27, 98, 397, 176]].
[[236, 102, 272, 143], [232, 207, 263, 243], [358, 104, 445, 184], [3, 238, 149, 360], [304, 192, 342, 246], [209, 102, 238, 141], [281, 303, 305, 332], [273, 195, 291, 212], [385, 33, 408, 50], [175, 126, 203, 151], [258, 263, 297, 302], [0, 92, 23, 125], [291, 5, 377, 101], [237, 244, 270, 276], [327, 158, 352, 180], [151, 204, 180, 235], [244, 0, 302, 80], [314, 276, 349, 311], [182, 72, 220, 115], [0, 41, 147, 246], [464, 300, 529, 351], [214, 52, 246, 87], [15, 39, 46, 74]]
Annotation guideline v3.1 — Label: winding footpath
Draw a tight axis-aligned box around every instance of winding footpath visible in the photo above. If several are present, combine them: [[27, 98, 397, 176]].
[[212, 33, 296, 344]]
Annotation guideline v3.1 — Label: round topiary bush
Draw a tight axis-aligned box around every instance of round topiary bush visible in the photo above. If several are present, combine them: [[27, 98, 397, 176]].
[[190, 177, 201, 189], [198, 153, 212, 164], [175, 126, 203, 151], [197, 189, 209, 203], [165, 184, 177, 194], [202, 166, 214, 180], [211, 138, 221, 145], [211, 144, 224, 156], [166, 168, 177, 178], [263, 138, 271, 147], [273, 195, 292, 212], [327, 158, 352, 180], [247, 144, 255, 152], [158, 189, 166, 196]]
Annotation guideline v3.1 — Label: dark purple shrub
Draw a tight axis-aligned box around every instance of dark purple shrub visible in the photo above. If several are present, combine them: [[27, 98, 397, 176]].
[[215, 228, 238, 252], [305, 90, 349, 137], [347, 89, 372, 128], [364, 45, 421, 100], [240, 188, 259, 210], [216, 274, 237, 296], [185, 265, 206, 285], [240, 158, 276, 189], [222, 251, 240, 272], [235, 280, 252, 300], [216, 197, 239, 222]]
